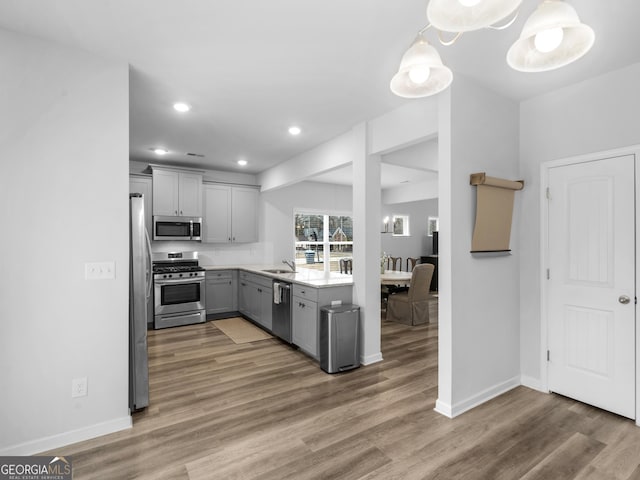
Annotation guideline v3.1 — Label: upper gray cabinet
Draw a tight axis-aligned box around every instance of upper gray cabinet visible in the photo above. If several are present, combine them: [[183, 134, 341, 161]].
[[203, 183, 258, 243], [151, 167, 202, 217]]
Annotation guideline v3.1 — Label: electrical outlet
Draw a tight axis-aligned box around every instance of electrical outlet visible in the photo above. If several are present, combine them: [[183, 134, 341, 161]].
[[72, 377, 88, 398], [85, 261, 116, 280]]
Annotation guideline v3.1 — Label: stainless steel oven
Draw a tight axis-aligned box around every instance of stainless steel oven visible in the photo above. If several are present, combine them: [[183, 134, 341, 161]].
[[152, 252, 206, 329]]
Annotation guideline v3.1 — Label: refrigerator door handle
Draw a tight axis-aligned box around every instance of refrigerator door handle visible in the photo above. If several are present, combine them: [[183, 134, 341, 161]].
[[144, 227, 153, 299]]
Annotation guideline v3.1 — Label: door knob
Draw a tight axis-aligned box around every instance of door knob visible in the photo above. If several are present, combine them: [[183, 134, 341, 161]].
[[619, 295, 631, 304]]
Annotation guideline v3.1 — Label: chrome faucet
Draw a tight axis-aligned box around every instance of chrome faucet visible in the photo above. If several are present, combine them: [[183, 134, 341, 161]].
[[282, 259, 296, 272]]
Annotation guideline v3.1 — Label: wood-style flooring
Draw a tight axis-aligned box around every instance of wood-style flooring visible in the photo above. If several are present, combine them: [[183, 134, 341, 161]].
[[44, 316, 640, 479]]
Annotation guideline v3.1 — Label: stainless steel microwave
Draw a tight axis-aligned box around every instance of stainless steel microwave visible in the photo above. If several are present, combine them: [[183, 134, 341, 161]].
[[153, 216, 202, 241]]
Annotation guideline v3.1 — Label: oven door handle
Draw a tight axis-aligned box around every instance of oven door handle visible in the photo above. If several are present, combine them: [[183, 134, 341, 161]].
[[154, 277, 204, 286]]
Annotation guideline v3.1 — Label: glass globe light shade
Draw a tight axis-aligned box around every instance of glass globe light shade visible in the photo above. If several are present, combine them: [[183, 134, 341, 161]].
[[390, 34, 453, 98], [428, 0, 523, 32], [507, 0, 594, 72]]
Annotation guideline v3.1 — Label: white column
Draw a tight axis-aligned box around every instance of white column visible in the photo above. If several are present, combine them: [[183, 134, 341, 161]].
[[352, 123, 383, 364]]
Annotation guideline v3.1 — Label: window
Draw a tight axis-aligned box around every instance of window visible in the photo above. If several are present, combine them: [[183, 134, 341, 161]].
[[428, 216, 439, 236], [294, 212, 353, 273], [392, 215, 410, 236]]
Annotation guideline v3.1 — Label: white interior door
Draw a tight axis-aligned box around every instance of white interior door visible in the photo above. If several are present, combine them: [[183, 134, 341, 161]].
[[547, 154, 635, 419]]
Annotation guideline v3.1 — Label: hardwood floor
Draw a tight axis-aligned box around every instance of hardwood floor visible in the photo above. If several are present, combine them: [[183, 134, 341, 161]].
[[44, 317, 640, 479]]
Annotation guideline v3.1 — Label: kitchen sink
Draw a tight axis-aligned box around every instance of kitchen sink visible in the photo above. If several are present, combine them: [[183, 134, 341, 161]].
[[262, 269, 294, 274]]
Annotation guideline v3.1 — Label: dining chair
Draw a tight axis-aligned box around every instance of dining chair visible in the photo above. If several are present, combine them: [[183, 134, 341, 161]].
[[406, 257, 419, 272], [386, 264, 435, 326], [339, 258, 353, 274], [387, 256, 402, 271]]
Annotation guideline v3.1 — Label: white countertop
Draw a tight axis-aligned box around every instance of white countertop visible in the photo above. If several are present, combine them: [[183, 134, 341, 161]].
[[202, 264, 353, 288]]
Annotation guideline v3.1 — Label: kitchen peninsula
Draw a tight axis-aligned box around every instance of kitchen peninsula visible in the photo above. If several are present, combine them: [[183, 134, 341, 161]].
[[204, 265, 353, 360]]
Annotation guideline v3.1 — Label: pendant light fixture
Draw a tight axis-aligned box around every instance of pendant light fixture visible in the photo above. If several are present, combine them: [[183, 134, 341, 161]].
[[427, 0, 523, 32], [390, 0, 595, 99], [507, 0, 595, 72], [390, 32, 453, 98]]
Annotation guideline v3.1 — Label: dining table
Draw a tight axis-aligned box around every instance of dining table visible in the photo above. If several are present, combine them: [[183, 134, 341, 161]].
[[380, 269, 412, 286]]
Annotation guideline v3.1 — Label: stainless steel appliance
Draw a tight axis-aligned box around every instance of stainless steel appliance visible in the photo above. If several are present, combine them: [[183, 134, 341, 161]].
[[153, 215, 202, 241], [272, 280, 292, 342], [129, 194, 152, 411], [153, 251, 206, 329]]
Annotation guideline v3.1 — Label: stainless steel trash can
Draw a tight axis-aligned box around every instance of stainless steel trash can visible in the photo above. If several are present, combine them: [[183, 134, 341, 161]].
[[320, 304, 360, 374]]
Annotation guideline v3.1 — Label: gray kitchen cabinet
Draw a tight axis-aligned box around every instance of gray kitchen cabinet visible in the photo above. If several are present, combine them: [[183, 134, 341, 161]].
[[291, 284, 353, 361], [257, 282, 273, 331], [292, 295, 319, 359], [152, 167, 202, 217], [238, 273, 257, 319], [238, 271, 272, 330], [202, 183, 258, 243], [231, 186, 259, 243], [206, 270, 237, 316], [129, 175, 153, 235]]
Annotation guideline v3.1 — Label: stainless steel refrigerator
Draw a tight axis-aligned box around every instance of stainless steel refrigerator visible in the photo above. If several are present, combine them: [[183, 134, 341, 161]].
[[129, 193, 151, 411]]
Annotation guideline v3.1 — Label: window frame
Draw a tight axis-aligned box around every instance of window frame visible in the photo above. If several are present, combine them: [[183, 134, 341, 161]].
[[293, 209, 353, 274]]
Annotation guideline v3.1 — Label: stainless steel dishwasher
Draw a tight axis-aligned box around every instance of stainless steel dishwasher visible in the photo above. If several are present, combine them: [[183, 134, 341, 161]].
[[272, 280, 292, 343]]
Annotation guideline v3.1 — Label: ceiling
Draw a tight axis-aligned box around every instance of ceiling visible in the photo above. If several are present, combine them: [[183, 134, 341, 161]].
[[1, 0, 639, 182]]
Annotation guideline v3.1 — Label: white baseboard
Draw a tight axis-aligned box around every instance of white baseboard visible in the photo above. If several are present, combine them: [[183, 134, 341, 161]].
[[520, 375, 546, 392], [361, 352, 383, 365], [434, 399, 453, 418], [435, 376, 521, 419], [0, 416, 132, 456]]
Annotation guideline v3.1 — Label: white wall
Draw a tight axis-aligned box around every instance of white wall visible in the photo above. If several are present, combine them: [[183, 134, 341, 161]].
[[0, 29, 130, 453], [437, 75, 521, 417], [381, 199, 439, 263], [519, 62, 640, 388]]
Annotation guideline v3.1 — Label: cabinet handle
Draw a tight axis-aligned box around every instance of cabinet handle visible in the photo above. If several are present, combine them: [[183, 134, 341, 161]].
[[174, 210, 178, 215], [228, 237, 231, 241], [180, 210, 183, 215]]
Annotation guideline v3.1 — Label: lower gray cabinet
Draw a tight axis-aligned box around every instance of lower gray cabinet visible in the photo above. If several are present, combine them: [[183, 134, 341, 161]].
[[257, 284, 273, 331], [238, 271, 272, 330], [206, 270, 237, 315], [292, 284, 353, 361], [292, 296, 318, 359]]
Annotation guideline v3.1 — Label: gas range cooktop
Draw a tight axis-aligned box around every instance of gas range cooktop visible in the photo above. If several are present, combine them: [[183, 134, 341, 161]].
[[153, 264, 205, 274], [151, 251, 205, 275]]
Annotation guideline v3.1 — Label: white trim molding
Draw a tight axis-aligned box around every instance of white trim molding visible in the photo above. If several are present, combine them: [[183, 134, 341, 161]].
[[0, 416, 132, 456], [361, 352, 383, 366], [436, 376, 521, 419]]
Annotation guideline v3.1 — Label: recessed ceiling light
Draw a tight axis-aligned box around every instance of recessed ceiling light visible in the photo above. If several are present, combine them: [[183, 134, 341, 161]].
[[237, 159, 248, 166], [173, 102, 191, 113], [288, 126, 301, 136], [152, 148, 168, 155]]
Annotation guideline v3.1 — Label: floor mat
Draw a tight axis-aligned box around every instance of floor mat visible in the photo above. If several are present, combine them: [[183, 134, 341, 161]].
[[213, 317, 273, 344]]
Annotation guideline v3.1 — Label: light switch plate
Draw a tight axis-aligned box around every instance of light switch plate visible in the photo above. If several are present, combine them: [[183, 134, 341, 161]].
[[72, 377, 88, 398], [85, 262, 116, 280]]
